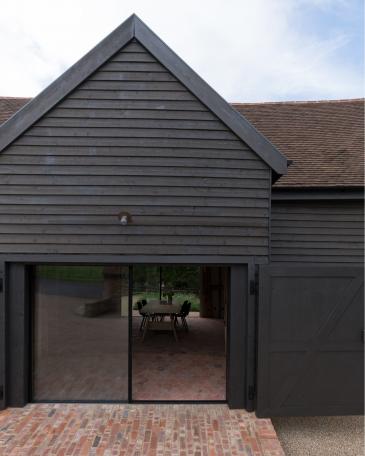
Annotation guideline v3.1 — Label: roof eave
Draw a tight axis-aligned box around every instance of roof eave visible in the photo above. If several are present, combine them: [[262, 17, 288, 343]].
[[134, 16, 287, 175], [272, 187, 364, 201], [0, 14, 135, 152]]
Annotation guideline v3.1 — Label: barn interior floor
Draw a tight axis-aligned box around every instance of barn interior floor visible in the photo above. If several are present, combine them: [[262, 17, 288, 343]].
[[132, 315, 226, 401]]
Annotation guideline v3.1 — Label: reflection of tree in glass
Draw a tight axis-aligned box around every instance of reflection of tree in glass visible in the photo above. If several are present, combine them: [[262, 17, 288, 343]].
[[132, 266, 201, 310], [162, 266, 200, 291], [133, 266, 200, 293]]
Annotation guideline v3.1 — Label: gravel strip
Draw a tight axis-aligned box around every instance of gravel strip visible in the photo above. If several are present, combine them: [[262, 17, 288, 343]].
[[272, 415, 364, 456]]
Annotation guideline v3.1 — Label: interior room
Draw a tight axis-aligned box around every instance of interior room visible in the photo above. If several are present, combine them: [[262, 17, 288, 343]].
[[131, 265, 228, 401]]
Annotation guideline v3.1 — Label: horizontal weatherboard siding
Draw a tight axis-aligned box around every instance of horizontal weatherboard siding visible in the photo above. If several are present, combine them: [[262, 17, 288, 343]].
[[271, 201, 364, 264], [0, 175, 270, 189], [0, 156, 268, 169], [0, 39, 270, 260], [0, 215, 268, 227]]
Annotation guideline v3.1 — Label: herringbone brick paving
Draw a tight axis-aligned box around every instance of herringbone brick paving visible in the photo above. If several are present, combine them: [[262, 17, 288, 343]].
[[0, 404, 284, 456]]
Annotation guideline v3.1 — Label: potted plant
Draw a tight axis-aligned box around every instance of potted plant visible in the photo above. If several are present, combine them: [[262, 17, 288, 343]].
[[163, 290, 175, 304]]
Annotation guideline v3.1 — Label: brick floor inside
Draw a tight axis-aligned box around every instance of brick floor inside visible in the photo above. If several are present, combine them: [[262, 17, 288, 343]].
[[132, 315, 226, 401], [0, 404, 284, 456]]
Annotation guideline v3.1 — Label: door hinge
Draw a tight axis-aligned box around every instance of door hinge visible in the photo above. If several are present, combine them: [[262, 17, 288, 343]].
[[249, 279, 259, 296], [248, 385, 256, 401]]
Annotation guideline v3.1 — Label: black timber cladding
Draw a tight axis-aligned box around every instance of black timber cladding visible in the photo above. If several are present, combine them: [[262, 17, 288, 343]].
[[0, 40, 271, 260], [271, 200, 364, 264]]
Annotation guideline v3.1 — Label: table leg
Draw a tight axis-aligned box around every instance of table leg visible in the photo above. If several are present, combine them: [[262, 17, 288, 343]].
[[172, 315, 178, 342], [142, 316, 150, 342]]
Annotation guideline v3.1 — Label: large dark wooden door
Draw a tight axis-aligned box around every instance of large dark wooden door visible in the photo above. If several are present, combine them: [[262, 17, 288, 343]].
[[0, 263, 5, 410], [256, 265, 364, 417]]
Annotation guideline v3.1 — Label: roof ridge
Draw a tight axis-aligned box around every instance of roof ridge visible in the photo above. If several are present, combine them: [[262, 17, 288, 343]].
[[232, 98, 364, 106], [1, 97, 363, 104]]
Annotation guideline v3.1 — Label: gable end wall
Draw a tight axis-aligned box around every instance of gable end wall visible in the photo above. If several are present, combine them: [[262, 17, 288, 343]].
[[0, 40, 271, 262]]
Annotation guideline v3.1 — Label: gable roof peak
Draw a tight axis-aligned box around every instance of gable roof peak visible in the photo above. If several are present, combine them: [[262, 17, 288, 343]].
[[0, 14, 287, 174]]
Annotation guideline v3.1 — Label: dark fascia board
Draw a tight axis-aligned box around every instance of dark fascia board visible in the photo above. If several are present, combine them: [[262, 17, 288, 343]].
[[272, 187, 364, 201], [0, 254, 268, 265], [0, 16, 135, 152], [0, 14, 287, 175]]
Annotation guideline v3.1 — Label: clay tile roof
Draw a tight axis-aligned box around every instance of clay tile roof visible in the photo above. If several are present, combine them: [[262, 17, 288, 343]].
[[233, 99, 364, 188], [0, 96, 31, 124], [0, 96, 363, 189]]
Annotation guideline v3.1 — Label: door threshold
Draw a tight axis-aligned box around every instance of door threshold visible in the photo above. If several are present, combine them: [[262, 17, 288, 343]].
[[31, 400, 227, 405]]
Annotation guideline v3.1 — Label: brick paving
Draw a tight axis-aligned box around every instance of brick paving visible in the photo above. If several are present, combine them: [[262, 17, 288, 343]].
[[0, 404, 284, 456]]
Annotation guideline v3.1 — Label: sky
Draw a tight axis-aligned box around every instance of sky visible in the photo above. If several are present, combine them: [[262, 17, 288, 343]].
[[0, 0, 363, 102]]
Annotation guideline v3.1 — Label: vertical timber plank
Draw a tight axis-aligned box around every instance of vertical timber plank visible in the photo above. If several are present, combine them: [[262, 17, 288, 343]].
[[245, 261, 257, 411], [0, 262, 5, 409], [7, 264, 29, 407], [228, 264, 248, 409]]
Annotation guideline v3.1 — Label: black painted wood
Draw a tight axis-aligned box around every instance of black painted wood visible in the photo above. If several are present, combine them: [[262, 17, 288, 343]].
[[133, 16, 287, 174], [0, 254, 270, 265], [271, 201, 364, 264], [0, 262, 5, 410], [245, 262, 257, 412], [272, 189, 364, 201], [6, 264, 30, 407], [256, 265, 364, 417], [0, 40, 271, 261], [228, 265, 248, 409]]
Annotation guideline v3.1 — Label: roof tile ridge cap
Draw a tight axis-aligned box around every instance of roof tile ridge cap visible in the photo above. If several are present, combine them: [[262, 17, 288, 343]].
[[232, 98, 365, 106]]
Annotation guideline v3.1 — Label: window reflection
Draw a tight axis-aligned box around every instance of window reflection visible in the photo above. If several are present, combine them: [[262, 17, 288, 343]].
[[32, 265, 129, 401]]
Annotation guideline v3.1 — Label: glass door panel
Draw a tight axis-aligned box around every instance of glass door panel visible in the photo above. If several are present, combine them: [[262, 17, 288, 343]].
[[32, 265, 129, 401], [131, 265, 226, 401]]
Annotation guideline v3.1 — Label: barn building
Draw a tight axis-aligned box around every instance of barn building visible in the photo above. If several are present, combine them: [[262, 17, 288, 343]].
[[0, 15, 363, 417]]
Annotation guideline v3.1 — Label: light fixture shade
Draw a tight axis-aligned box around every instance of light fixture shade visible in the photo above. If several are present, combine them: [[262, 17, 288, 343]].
[[117, 211, 132, 225]]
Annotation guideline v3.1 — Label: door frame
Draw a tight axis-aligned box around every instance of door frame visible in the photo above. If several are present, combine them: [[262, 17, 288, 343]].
[[3, 261, 252, 410], [0, 261, 5, 410]]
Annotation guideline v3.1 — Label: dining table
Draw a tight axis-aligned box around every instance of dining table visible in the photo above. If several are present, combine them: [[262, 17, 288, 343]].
[[141, 300, 182, 342], [142, 300, 181, 316]]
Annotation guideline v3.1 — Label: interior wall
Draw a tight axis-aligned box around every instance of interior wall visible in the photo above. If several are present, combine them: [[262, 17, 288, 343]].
[[200, 266, 229, 318]]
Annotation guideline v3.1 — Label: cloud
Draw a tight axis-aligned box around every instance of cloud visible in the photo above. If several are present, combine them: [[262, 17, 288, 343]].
[[0, 0, 363, 101]]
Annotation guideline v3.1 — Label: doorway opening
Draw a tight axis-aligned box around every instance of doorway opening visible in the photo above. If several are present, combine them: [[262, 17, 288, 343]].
[[131, 265, 228, 401], [31, 264, 229, 403]]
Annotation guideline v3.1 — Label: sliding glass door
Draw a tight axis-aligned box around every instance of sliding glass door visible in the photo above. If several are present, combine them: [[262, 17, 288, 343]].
[[32, 265, 129, 401], [32, 263, 227, 403]]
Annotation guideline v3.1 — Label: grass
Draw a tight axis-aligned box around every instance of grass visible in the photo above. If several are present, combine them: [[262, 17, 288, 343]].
[[37, 265, 103, 282], [134, 291, 200, 312], [37, 266, 201, 312]]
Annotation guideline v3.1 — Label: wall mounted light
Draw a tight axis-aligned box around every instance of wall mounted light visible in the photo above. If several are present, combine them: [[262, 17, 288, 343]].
[[117, 211, 132, 225]]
